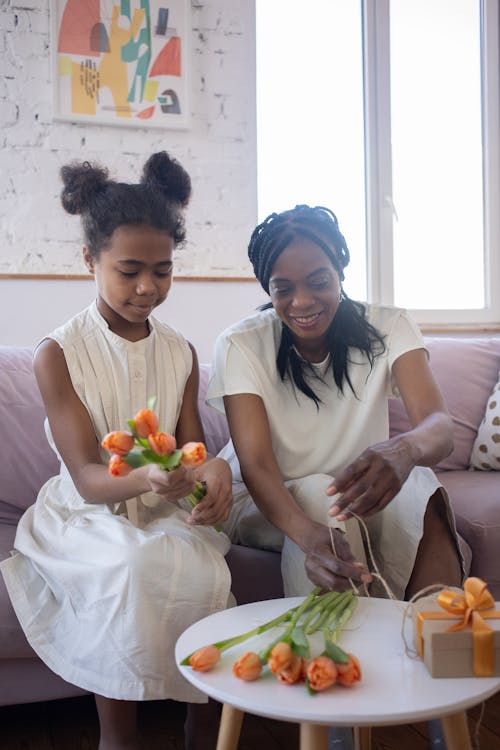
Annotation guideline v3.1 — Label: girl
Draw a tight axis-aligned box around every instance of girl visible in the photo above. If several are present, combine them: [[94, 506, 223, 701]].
[[0, 152, 232, 750], [207, 204, 465, 600]]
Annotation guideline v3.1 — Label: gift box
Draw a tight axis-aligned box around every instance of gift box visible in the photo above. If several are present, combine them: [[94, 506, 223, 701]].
[[412, 578, 500, 678]]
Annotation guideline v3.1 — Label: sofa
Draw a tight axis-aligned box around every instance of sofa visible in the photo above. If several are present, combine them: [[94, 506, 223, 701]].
[[1, 334, 499, 707]]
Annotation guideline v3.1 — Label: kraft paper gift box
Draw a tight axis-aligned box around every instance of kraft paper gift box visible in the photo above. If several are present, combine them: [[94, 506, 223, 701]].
[[412, 579, 500, 678]]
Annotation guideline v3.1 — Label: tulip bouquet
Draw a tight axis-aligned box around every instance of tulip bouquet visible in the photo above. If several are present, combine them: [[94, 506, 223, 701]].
[[101, 399, 208, 514], [180, 587, 361, 694]]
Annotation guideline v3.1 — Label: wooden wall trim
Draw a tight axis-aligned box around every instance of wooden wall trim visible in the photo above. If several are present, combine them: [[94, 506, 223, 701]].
[[0, 274, 258, 282]]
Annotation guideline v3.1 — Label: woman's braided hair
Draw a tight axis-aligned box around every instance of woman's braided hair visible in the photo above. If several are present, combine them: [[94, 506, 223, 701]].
[[248, 205, 386, 405]]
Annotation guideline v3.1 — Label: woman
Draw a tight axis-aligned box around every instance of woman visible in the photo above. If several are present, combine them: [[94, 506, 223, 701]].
[[207, 204, 464, 600]]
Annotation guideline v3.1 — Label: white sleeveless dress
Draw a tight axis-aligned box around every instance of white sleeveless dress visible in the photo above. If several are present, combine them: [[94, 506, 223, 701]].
[[0, 302, 231, 701]]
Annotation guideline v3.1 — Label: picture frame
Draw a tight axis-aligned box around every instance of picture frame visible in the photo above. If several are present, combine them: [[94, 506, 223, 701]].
[[49, 0, 190, 130]]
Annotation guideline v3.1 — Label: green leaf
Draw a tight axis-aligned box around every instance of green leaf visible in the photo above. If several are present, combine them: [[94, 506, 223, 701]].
[[305, 678, 318, 696], [140, 448, 165, 464], [127, 419, 137, 435], [161, 450, 183, 469], [147, 395, 157, 411], [123, 451, 149, 468], [324, 641, 349, 664], [290, 627, 310, 658]]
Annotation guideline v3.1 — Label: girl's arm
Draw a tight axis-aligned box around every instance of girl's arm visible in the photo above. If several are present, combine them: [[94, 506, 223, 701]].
[[34, 339, 197, 505], [174, 344, 232, 526], [328, 347, 454, 520], [224, 392, 371, 591]]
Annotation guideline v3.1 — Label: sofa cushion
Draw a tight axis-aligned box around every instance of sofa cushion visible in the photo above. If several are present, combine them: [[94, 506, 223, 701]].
[[469, 371, 500, 470], [225, 544, 284, 605], [198, 364, 230, 456], [389, 336, 500, 471], [0, 347, 59, 522], [439, 470, 500, 599]]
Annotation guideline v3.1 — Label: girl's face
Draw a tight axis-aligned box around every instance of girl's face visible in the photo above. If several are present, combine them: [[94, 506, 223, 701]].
[[269, 237, 342, 359], [83, 224, 174, 340]]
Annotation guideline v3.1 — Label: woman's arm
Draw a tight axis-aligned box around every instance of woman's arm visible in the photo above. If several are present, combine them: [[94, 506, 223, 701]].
[[224, 392, 371, 591], [34, 339, 198, 505], [328, 347, 453, 520], [175, 344, 232, 526]]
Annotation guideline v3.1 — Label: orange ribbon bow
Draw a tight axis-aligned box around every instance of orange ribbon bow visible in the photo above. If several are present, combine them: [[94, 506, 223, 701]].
[[417, 577, 500, 677]]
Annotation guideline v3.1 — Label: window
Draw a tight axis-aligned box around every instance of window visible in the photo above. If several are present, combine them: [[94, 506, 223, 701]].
[[256, 0, 500, 325]]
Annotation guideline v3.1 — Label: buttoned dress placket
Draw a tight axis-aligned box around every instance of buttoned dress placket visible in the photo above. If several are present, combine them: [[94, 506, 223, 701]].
[[125, 340, 149, 527]]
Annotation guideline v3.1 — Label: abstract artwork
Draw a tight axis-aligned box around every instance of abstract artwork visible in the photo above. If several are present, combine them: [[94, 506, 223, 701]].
[[50, 0, 189, 129]]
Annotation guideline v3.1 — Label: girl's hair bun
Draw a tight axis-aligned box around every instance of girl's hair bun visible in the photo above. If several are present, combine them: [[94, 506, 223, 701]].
[[60, 161, 109, 215], [141, 151, 191, 207]]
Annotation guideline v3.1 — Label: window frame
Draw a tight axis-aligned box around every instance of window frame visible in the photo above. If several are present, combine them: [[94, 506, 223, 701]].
[[363, 0, 500, 327]]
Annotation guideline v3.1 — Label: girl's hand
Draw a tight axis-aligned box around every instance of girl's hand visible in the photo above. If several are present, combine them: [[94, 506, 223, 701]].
[[304, 524, 372, 592], [187, 457, 233, 527], [326, 436, 414, 521], [144, 463, 196, 500]]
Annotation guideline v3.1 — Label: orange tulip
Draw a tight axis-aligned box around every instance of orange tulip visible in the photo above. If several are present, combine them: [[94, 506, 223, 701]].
[[277, 653, 304, 685], [101, 431, 135, 456], [189, 645, 221, 672], [148, 432, 176, 456], [108, 454, 133, 477], [232, 652, 262, 681], [133, 409, 159, 438], [306, 656, 338, 692], [335, 653, 362, 686], [268, 641, 294, 675], [181, 442, 207, 467]]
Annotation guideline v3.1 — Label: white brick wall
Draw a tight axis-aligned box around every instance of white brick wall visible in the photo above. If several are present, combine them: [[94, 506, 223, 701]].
[[0, 0, 257, 277]]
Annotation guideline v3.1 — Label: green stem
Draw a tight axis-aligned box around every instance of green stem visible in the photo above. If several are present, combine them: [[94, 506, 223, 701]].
[[329, 595, 358, 644], [320, 592, 357, 663], [324, 591, 353, 633], [258, 587, 322, 663], [185, 482, 207, 507], [289, 587, 322, 626], [303, 591, 342, 634], [186, 481, 222, 533], [180, 604, 299, 665]]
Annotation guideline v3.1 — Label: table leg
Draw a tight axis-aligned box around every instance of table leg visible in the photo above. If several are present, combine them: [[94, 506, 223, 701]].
[[354, 726, 371, 750], [440, 711, 472, 750], [216, 703, 244, 750], [300, 723, 329, 750]]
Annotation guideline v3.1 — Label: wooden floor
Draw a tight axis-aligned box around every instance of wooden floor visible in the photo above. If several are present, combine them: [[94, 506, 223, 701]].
[[1, 688, 499, 749]]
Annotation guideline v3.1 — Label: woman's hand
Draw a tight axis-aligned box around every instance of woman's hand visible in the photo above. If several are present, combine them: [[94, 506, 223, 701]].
[[304, 523, 372, 592], [187, 457, 233, 527], [327, 348, 454, 522], [326, 436, 414, 521], [144, 462, 197, 500]]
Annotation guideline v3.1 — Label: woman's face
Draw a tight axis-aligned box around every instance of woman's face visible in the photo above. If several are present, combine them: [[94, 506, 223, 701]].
[[268, 237, 342, 358], [83, 224, 174, 339]]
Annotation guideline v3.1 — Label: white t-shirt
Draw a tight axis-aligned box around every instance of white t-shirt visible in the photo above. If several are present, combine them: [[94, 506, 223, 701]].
[[207, 304, 425, 482]]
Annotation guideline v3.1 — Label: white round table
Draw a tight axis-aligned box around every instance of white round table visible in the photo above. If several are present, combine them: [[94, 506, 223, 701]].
[[175, 597, 500, 750]]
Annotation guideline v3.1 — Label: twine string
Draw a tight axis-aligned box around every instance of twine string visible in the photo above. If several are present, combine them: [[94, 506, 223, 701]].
[[327, 510, 452, 655], [328, 511, 402, 604]]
